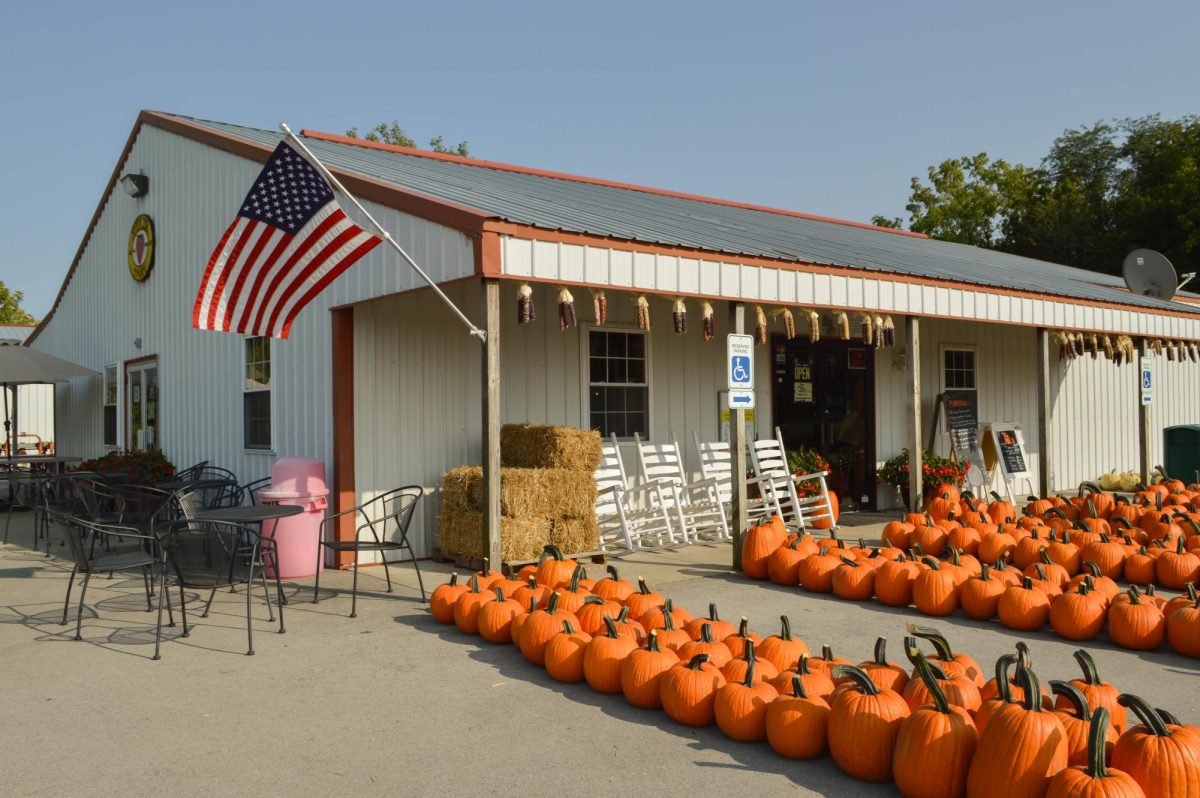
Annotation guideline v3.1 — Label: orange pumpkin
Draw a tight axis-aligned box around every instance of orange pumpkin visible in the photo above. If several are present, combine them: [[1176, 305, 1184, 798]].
[[765, 675, 830, 759], [827, 665, 911, 782], [741, 518, 788, 579], [659, 653, 727, 726]]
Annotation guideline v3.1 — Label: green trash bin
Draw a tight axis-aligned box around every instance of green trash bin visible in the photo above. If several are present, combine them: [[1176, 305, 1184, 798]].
[[1163, 425, 1200, 483]]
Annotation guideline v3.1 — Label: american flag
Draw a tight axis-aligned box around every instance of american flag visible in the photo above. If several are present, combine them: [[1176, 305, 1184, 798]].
[[192, 140, 380, 339]]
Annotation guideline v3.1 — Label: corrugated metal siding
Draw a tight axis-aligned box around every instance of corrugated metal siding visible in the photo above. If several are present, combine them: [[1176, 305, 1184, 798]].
[[501, 237, 1200, 340], [182, 115, 1200, 321], [352, 287, 770, 556], [4, 385, 54, 451], [33, 124, 474, 485]]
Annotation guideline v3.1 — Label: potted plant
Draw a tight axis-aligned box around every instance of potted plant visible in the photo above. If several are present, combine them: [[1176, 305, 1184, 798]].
[[77, 449, 176, 485], [787, 447, 832, 498], [876, 448, 968, 507]]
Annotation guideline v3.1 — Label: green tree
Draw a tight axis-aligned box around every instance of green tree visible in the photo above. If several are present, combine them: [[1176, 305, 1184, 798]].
[[346, 120, 470, 157], [880, 115, 1200, 279], [0, 281, 36, 324]]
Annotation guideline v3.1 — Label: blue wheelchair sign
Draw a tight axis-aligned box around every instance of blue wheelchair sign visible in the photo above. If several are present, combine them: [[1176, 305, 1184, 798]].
[[730, 356, 751, 386]]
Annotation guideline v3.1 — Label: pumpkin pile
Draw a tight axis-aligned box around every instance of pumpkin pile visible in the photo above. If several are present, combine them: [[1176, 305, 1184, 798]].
[[742, 492, 1200, 658], [431, 554, 1198, 797]]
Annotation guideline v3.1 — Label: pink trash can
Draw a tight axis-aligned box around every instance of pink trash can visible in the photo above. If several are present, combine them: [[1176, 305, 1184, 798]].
[[258, 457, 330, 579]]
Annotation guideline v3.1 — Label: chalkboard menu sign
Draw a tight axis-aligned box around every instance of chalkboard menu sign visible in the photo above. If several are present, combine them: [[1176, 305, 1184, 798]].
[[983, 423, 1031, 479], [944, 391, 979, 454]]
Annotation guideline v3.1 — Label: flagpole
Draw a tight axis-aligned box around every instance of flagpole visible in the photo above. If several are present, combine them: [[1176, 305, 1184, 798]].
[[279, 123, 486, 342]]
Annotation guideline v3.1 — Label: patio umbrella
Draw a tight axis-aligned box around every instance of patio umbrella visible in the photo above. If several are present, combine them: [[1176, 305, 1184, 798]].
[[0, 343, 96, 460]]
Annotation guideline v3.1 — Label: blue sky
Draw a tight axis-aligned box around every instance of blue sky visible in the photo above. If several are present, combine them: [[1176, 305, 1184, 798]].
[[2, 0, 1197, 318]]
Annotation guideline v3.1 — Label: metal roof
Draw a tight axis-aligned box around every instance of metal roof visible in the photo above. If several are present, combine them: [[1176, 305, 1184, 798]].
[[0, 326, 34, 345], [175, 115, 1199, 317]]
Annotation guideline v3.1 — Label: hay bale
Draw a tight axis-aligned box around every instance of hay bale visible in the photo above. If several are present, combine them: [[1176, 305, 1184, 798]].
[[550, 516, 600, 555], [438, 509, 550, 563], [500, 424, 602, 471], [441, 466, 596, 518]]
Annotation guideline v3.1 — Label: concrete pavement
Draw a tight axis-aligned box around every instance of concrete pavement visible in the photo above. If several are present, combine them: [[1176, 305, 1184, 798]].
[[0, 513, 1196, 797]]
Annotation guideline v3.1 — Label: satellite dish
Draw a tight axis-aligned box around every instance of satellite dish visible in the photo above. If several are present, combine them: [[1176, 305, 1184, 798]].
[[1123, 249, 1178, 301]]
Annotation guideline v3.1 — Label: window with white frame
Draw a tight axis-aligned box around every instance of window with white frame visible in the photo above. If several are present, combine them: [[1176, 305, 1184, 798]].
[[243, 337, 272, 450], [587, 329, 649, 439], [102, 365, 118, 447], [943, 346, 977, 391]]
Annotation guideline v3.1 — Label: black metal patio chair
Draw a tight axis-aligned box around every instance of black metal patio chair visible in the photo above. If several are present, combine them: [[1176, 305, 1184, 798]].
[[312, 486, 425, 617], [239, 476, 271, 506], [50, 510, 173, 659], [160, 519, 285, 656]]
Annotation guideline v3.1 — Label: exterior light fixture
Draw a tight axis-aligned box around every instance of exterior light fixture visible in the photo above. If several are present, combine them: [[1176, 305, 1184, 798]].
[[120, 173, 149, 198]]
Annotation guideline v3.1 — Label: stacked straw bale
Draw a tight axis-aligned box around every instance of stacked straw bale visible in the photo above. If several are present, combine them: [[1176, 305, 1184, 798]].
[[439, 424, 601, 562]]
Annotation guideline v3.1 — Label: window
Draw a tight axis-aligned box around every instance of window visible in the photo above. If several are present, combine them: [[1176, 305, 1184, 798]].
[[243, 337, 271, 450], [943, 347, 977, 391], [587, 329, 649, 439], [102, 365, 118, 447]]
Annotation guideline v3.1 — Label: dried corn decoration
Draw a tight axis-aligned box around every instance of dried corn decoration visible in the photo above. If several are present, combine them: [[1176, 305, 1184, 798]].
[[1119, 335, 1136, 364], [672, 297, 687, 335], [635, 294, 651, 331], [1167, 340, 1177, 361], [1190, 342, 1198, 363], [1087, 333, 1099, 358], [557, 287, 577, 330], [1152, 338, 1165, 356], [1179, 340, 1189, 361], [1073, 332, 1085, 357], [701, 301, 715, 342], [808, 311, 821, 342], [1056, 332, 1069, 361], [1102, 335, 1115, 360], [754, 305, 769, 345], [882, 316, 895, 347], [836, 312, 850, 341], [590, 288, 607, 325], [782, 307, 796, 340], [859, 314, 874, 345], [517, 283, 536, 324]]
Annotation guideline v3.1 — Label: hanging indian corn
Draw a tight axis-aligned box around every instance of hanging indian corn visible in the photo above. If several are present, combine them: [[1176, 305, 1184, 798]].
[[672, 297, 687, 335], [1190, 342, 1198, 362], [860, 314, 874, 345], [590, 288, 607, 325], [836, 311, 850, 340], [1102, 335, 1114, 360], [1073, 332, 1085, 357], [557, 287, 576, 330], [754, 305, 768, 345], [782, 307, 796, 340], [517, 283, 535, 324], [808, 310, 820, 342], [635, 294, 651, 331], [701, 301, 715, 342], [882, 316, 895, 347], [873, 316, 885, 349], [1087, 333, 1098, 358]]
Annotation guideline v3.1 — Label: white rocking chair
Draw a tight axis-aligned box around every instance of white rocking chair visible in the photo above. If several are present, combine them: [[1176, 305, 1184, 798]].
[[594, 437, 682, 552], [690, 432, 772, 526], [749, 426, 839, 533], [633, 432, 729, 543]]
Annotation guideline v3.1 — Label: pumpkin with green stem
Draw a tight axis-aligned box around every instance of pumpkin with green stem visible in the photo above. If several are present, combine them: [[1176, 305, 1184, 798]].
[[430, 572, 467, 624], [768, 536, 813, 585], [638, 598, 693, 632], [676, 623, 733, 669], [590, 564, 634, 603], [583, 615, 639, 694], [509, 596, 537, 648], [797, 545, 841, 593], [1027, 548, 1071, 590], [452, 575, 490, 634], [553, 566, 592, 613], [1056, 650, 1126, 733], [875, 554, 920, 607], [1013, 528, 1048, 570], [975, 654, 1019, 735], [534, 545, 576, 590], [654, 610, 692, 651], [1080, 534, 1127, 580], [900, 636, 981, 713], [543, 620, 592, 682], [477, 587, 525, 644], [620, 630, 679, 708], [1156, 536, 1200, 589], [511, 576, 549, 610], [960, 563, 1006, 620], [574, 594, 620, 636], [1045, 707, 1145, 798], [893, 650, 978, 798], [999, 576, 1052, 631], [1050, 680, 1119, 767], [857, 637, 910, 693], [519, 592, 581, 665], [765, 674, 830, 759], [809, 643, 853, 683], [714, 658, 779, 741], [659, 653, 727, 726], [907, 625, 984, 686], [827, 664, 911, 782], [769, 652, 836, 699], [609, 606, 647, 642], [1167, 589, 1200, 658], [832, 555, 877, 601], [741, 519, 787, 580], [1111, 693, 1200, 798], [1050, 581, 1108, 641], [721, 639, 779, 684], [1108, 587, 1167, 650], [683, 603, 736, 642], [1067, 562, 1121, 603], [756, 615, 811, 672], [722, 617, 761, 659], [471, 558, 505, 590], [1163, 584, 1199, 620], [967, 666, 1069, 798], [622, 577, 664, 620], [913, 557, 959, 616]]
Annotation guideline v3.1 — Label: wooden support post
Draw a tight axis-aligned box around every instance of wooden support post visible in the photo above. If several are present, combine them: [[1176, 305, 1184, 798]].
[[1138, 339, 1152, 485], [729, 302, 748, 571], [481, 279, 502, 570], [906, 316, 923, 511], [330, 307, 356, 569], [1036, 327, 1053, 497]]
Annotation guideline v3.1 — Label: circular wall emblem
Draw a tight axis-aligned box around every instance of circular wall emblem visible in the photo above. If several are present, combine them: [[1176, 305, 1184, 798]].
[[128, 214, 155, 282]]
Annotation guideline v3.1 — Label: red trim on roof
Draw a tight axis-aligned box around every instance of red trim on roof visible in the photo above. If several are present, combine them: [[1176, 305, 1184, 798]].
[[299, 129, 928, 240]]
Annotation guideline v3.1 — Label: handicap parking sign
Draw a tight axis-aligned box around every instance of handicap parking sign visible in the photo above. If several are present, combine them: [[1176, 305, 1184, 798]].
[[727, 334, 754, 390]]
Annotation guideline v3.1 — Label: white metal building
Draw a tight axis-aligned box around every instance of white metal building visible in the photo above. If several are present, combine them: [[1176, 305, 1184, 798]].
[[1, 325, 55, 455], [28, 111, 1200, 561]]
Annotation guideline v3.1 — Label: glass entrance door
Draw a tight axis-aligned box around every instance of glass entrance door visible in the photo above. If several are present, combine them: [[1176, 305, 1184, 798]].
[[770, 336, 876, 510], [126, 359, 159, 451]]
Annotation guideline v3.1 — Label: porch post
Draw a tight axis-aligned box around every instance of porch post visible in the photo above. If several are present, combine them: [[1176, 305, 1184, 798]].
[[906, 316, 923, 511], [729, 302, 748, 570], [481, 278, 503, 570], [1138, 339, 1152, 485], [1036, 327, 1053, 496]]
